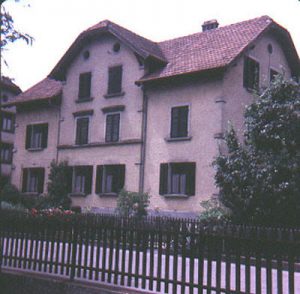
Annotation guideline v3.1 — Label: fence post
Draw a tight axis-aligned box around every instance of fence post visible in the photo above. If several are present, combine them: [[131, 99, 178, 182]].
[[70, 221, 78, 281], [0, 212, 2, 273]]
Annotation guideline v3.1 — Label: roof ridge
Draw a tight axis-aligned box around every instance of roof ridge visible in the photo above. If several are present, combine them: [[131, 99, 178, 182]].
[[158, 15, 273, 45]]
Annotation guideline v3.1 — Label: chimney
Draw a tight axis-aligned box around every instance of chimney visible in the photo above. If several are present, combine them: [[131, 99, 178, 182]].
[[202, 19, 219, 32]]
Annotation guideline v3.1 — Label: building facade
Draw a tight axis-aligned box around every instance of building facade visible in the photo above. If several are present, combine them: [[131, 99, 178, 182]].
[[6, 16, 299, 216], [0, 77, 22, 185]]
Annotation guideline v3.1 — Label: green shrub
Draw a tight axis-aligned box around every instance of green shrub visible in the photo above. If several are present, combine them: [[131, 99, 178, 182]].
[[0, 182, 22, 204], [116, 189, 150, 218], [1, 201, 27, 211], [198, 199, 231, 225]]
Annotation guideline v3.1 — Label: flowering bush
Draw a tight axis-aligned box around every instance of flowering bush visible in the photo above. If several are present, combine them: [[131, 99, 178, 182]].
[[30, 207, 74, 220]]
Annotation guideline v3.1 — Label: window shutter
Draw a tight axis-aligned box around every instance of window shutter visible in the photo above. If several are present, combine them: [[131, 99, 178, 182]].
[[22, 169, 28, 192], [171, 107, 179, 138], [79, 72, 91, 98], [179, 106, 188, 137], [76, 118, 89, 145], [84, 166, 93, 194], [112, 114, 120, 142], [159, 163, 168, 195], [25, 125, 32, 149], [37, 168, 45, 194], [114, 164, 125, 193], [243, 57, 250, 89], [108, 66, 122, 94], [95, 165, 103, 194], [186, 163, 196, 196], [254, 62, 260, 90], [41, 124, 48, 148], [105, 115, 113, 142]]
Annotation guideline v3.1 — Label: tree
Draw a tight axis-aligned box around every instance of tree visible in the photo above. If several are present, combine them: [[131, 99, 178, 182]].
[[1, 0, 33, 60], [47, 160, 72, 209], [214, 76, 300, 226]]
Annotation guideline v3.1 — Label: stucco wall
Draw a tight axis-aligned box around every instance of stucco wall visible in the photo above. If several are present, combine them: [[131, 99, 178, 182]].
[[11, 106, 60, 192], [222, 33, 292, 139], [144, 77, 223, 214], [56, 35, 144, 209]]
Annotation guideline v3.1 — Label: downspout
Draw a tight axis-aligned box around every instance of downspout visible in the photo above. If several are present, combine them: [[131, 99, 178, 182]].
[[139, 85, 148, 193]]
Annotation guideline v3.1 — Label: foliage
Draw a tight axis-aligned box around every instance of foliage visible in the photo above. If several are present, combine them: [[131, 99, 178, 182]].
[[0, 182, 21, 204], [116, 189, 150, 218], [1, 1, 33, 48], [214, 76, 300, 226], [47, 160, 71, 209], [198, 199, 231, 225], [1, 200, 26, 211]]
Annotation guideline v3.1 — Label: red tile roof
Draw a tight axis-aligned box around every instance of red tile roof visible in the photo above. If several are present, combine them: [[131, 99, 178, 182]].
[[139, 16, 298, 82], [11, 16, 300, 105], [4, 78, 62, 106]]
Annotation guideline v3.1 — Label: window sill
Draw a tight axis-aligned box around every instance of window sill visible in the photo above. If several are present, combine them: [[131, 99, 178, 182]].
[[163, 194, 189, 198], [165, 136, 192, 142], [27, 147, 44, 152], [97, 193, 118, 197], [2, 129, 14, 134], [104, 91, 125, 99], [69, 192, 87, 197], [75, 97, 94, 103]]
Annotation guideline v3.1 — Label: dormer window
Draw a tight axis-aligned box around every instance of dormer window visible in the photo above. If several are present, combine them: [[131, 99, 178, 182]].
[[243, 56, 260, 91], [78, 72, 92, 100]]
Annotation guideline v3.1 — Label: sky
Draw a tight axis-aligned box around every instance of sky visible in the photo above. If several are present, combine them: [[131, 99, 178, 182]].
[[1, 0, 300, 91]]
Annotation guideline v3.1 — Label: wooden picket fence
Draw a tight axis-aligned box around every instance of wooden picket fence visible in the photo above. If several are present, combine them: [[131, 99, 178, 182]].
[[0, 210, 299, 293]]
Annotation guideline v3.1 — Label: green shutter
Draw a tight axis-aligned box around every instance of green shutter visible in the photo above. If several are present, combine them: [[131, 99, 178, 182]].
[[159, 163, 168, 195]]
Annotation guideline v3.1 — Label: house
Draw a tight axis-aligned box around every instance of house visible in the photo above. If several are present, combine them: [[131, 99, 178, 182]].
[[0, 76, 22, 186], [5, 16, 299, 216]]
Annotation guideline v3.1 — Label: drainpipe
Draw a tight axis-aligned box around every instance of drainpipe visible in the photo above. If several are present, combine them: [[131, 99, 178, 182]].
[[139, 85, 148, 193]]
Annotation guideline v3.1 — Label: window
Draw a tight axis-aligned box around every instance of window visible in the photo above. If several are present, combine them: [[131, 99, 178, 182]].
[[2, 94, 8, 103], [159, 162, 196, 196], [96, 164, 125, 194], [1, 112, 15, 132], [78, 72, 92, 99], [170, 106, 189, 138], [107, 65, 122, 95], [75, 117, 89, 145], [25, 123, 48, 149], [105, 113, 120, 142], [0, 143, 13, 164], [270, 69, 279, 83], [72, 166, 93, 195], [22, 168, 45, 193], [243, 56, 260, 91]]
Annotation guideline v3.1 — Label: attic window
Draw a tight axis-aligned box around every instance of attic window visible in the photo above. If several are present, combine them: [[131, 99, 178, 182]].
[[83, 50, 90, 60], [113, 42, 121, 53], [267, 44, 273, 54]]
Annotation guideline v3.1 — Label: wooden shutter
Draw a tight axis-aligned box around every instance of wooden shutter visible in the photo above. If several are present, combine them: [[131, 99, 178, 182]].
[[76, 118, 89, 145], [244, 57, 259, 90], [113, 164, 125, 193], [22, 168, 28, 192], [25, 125, 32, 149], [112, 114, 120, 142], [159, 163, 168, 195], [37, 168, 45, 194], [108, 66, 122, 94], [79, 72, 91, 98], [41, 124, 48, 148], [84, 166, 93, 194], [186, 162, 196, 196], [95, 165, 103, 194], [171, 107, 179, 138], [105, 115, 113, 142], [179, 106, 188, 137]]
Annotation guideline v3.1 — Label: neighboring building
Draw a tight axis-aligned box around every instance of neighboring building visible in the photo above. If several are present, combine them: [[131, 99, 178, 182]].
[[5, 16, 300, 216], [0, 76, 22, 185]]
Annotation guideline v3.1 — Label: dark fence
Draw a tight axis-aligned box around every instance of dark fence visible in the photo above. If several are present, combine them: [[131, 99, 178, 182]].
[[0, 210, 300, 294]]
